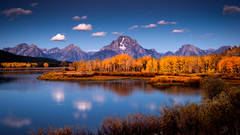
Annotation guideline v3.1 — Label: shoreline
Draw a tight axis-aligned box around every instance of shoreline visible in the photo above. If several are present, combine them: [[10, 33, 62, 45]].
[[37, 71, 240, 86]]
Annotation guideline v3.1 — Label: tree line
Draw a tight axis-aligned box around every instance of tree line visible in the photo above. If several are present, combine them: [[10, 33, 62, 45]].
[[72, 54, 240, 74]]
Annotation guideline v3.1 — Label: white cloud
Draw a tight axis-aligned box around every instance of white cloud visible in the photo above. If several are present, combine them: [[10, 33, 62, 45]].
[[112, 32, 123, 35], [223, 5, 240, 15], [73, 101, 92, 111], [157, 20, 168, 25], [72, 23, 92, 31], [91, 32, 107, 37], [30, 3, 38, 7], [50, 34, 66, 41], [128, 25, 139, 30], [72, 15, 87, 20], [2, 8, 32, 18], [172, 29, 185, 33], [72, 16, 81, 20], [81, 16, 87, 20], [142, 24, 157, 28], [158, 20, 177, 25], [3, 116, 31, 128]]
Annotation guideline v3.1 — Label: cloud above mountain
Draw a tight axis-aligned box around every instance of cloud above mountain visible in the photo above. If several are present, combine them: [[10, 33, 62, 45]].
[[142, 24, 157, 28], [72, 15, 87, 20], [157, 20, 176, 25], [50, 34, 66, 41], [112, 32, 123, 35], [72, 23, 92, 31], [128, 25, 139, 30], [92, 32, 107, 37], [30, 3, 38, 7], [2, 8, 32, 18], [172, 29, 185, 33], [223, 5, 240, 15]]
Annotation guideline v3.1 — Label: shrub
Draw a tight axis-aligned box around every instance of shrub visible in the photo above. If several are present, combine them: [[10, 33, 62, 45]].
[[201, 78, 230, 99]]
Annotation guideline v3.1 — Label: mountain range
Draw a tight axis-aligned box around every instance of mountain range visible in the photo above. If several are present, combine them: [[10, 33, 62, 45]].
[[2, 36, 231, 62]]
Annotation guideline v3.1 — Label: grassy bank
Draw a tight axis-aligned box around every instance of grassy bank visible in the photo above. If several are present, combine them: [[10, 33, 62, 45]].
[[38, 71, 240, 87], [149, 75, 201, 86], [37, 71, 154, 81], [32, 78, 240, 135]]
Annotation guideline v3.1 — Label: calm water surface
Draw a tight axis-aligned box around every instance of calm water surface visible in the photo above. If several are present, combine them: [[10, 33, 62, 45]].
[[0, 74, 202, 135]]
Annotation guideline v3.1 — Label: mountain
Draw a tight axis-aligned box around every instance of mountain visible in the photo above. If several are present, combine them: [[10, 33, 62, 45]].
[[175, 44, 231, 56], [0, 50, 61, 66], [46, 44, 87, 62], [3, 44, 86, 62], [90, 36, 161, 59], [2, 36, 232, 62], [3, 43, 46, 57], [175, 44, 206, 56]]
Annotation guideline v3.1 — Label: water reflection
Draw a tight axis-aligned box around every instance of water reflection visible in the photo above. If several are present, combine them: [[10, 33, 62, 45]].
[[75, 80, 201, 97], [2, 115, 31, 128], [93, 95, 105, 103], [73, 101, 92, 111], [145, 103, 157, 111], [73, 112, 87, 119], [0, 74, 203, 135], [76, 80, 148, 96], [52, 89, 65, 103], [157, 86, 202, 96]]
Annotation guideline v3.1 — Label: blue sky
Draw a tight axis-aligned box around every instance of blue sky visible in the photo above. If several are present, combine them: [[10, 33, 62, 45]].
[[0, 0, 240, 52]]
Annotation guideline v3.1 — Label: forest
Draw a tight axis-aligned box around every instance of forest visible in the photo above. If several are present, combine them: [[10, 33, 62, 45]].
[[73, 54, 240, 74]]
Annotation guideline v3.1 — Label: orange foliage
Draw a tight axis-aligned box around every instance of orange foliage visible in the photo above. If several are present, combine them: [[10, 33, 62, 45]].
[[72, 54, 239, 74]]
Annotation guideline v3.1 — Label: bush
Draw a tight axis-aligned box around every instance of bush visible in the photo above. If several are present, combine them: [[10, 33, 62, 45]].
[[201, 78, 230, 99]]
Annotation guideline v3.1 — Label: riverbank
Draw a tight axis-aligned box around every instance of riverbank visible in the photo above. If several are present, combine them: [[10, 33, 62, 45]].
[[0, 67, 71, 74], [37, 71, 154, 81], [38, 71, 240, 86]]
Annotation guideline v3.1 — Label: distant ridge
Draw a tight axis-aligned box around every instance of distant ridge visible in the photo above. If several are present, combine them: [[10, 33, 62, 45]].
[[0, 50, 61, 66], [3, 36, 232, 62]]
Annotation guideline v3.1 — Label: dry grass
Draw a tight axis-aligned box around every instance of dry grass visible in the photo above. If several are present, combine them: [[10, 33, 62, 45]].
[[37, 71, 153, 81], [149, 75, 201, 86]]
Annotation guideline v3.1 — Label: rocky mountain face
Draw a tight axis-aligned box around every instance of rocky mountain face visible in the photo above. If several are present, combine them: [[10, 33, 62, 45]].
[[3, 44, 87, 62], [174, 44, 231, 56], [175, 44, 206, 56], [3, 43, 46, 57], [91, 36, 161, 59], [2, 36, 232, 62]]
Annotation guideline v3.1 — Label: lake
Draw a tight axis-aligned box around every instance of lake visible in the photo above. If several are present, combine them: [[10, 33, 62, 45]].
[[0, 74, 202, 135]]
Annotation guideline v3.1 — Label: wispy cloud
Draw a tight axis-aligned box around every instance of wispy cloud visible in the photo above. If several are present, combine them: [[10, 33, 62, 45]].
[[92, 32, 107, 37], [72, 15, 88, 20], [112, 32, 123, 35], [157, 20, 177, 25], [172, 29, 185, 33], [50, 34, 66, 41], [73, 23, 92, 31], [223, 5, 240, 15], [142, 24, 157, 28], [128, 25, 139, 30], [2, 8, 32, 19], [30, 2, 38, 7]]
